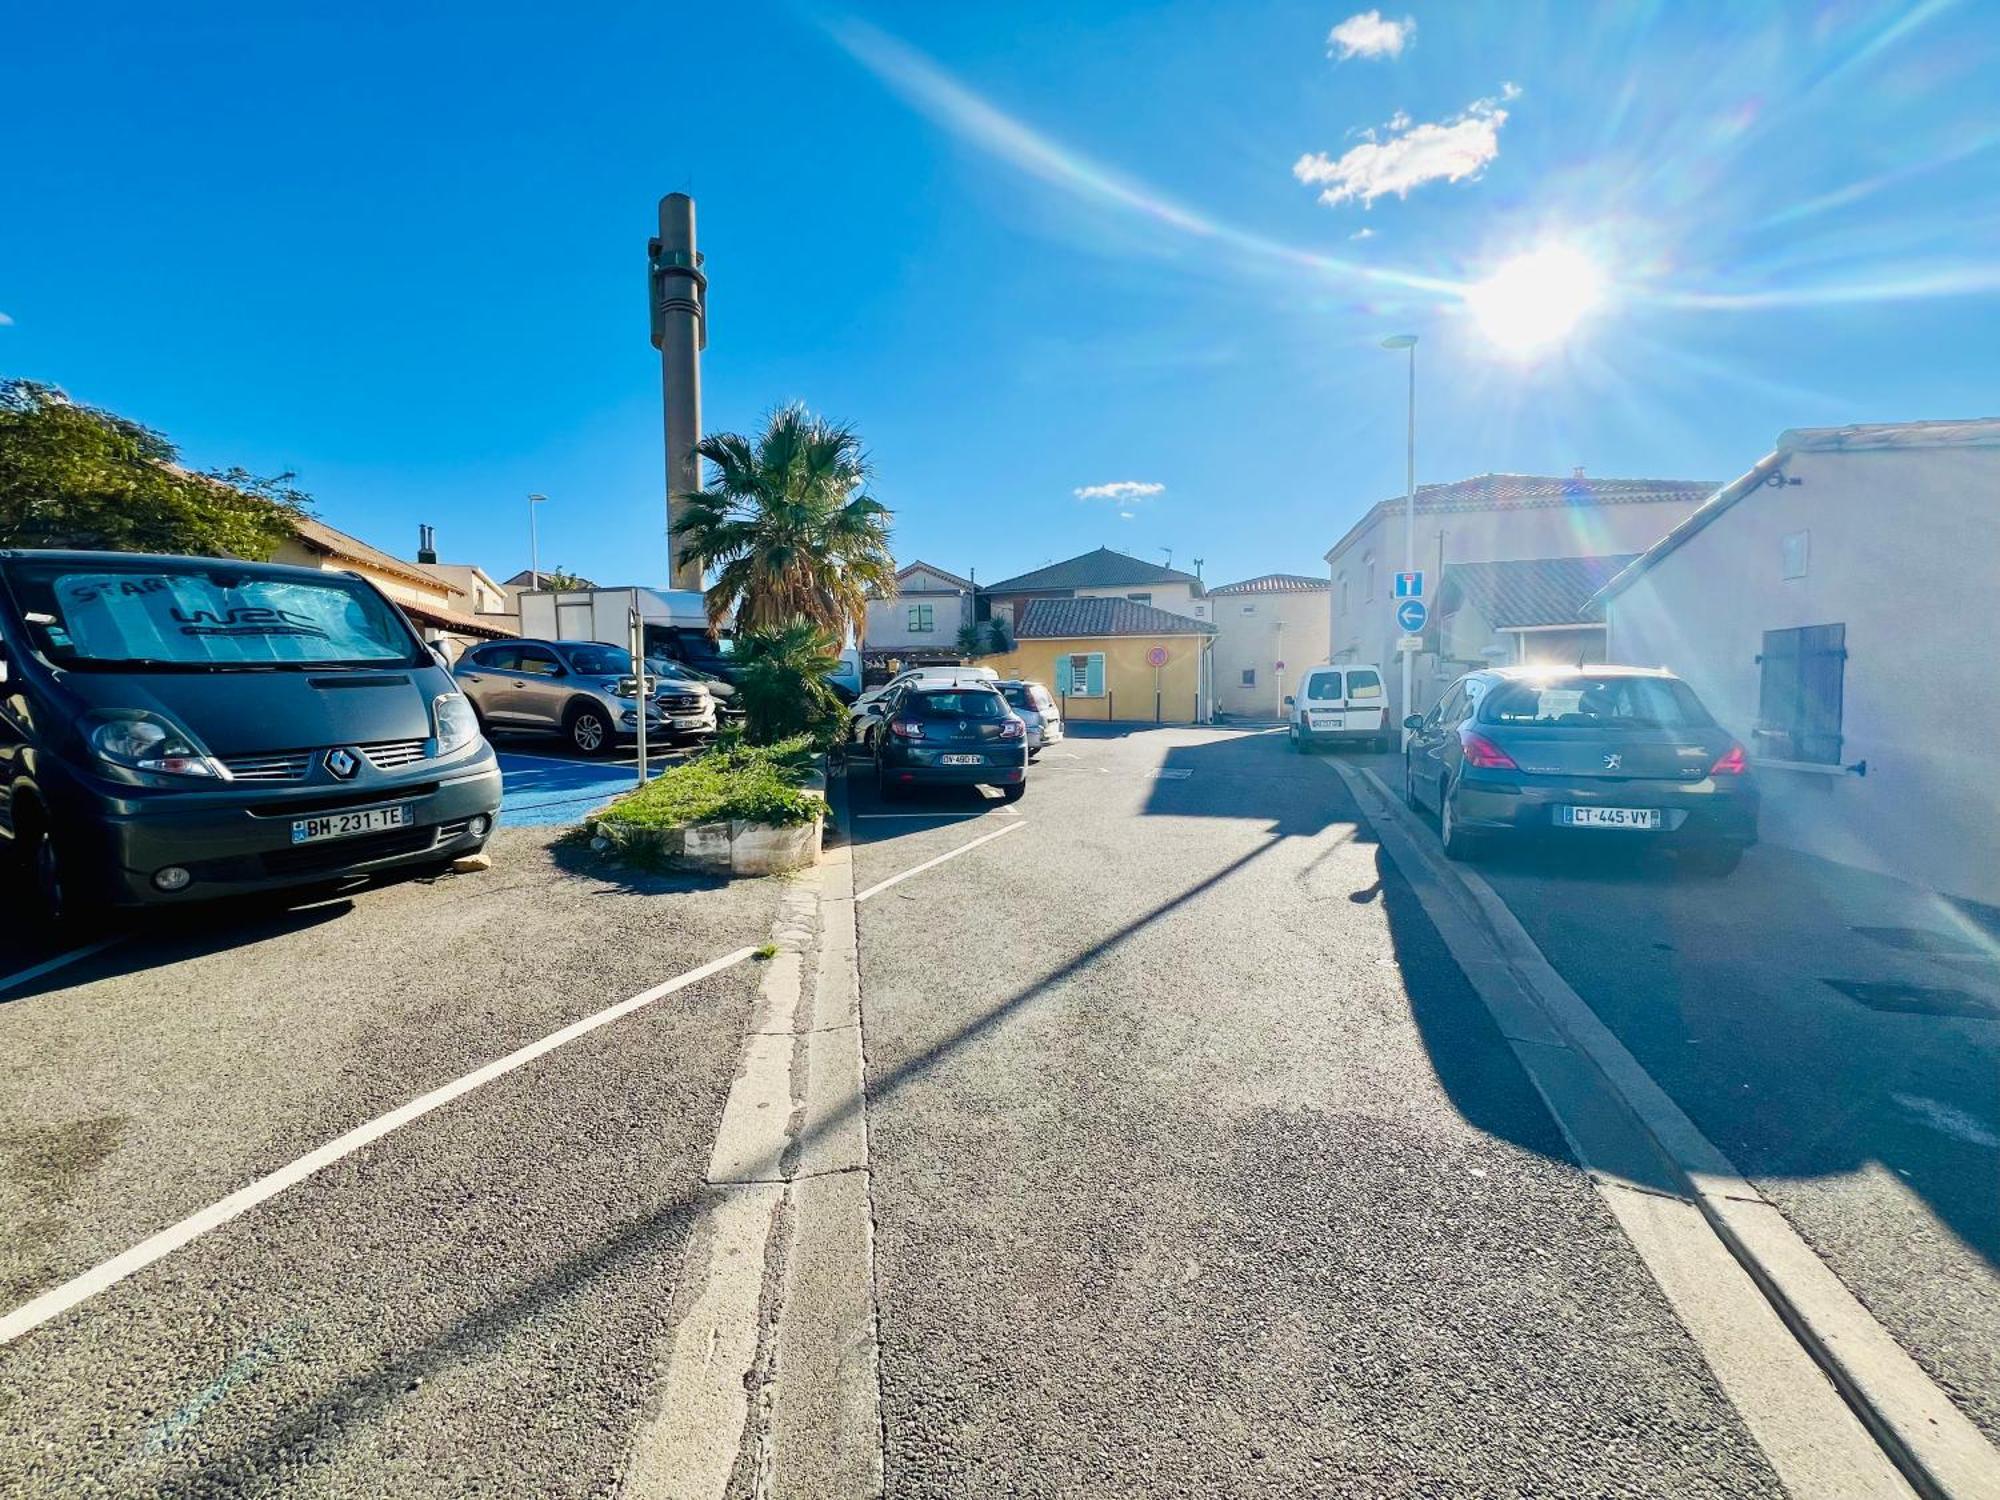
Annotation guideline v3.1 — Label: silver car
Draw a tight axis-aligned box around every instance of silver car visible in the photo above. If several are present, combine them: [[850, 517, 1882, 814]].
[[996, 680, 1062, 758], [454, 638, 715, 755]]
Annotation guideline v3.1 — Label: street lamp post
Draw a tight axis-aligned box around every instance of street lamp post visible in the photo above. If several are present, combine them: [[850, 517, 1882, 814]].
[[528, 493, 547, 591], [1381, 334, 1417, 748]]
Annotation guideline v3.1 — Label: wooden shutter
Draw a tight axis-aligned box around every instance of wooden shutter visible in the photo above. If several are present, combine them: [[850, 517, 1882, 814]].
[[1798, 623, 1846, 764], [1085, 653, 1106, 697], [1756, 628, 1802, 759]]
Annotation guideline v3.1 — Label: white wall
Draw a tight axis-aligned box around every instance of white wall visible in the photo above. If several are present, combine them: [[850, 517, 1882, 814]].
[[864, 588, 971, 652], [1606, 441, 2000, 906], [1074, 581, 1208, 621], [1211, 590, 1330, 715], [1327, 496, 1700, 722]]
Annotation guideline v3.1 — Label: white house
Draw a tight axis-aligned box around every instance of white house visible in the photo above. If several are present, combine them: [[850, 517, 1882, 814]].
[[863, 561, 975, 660], [1324, 471, 1714, 724], [1207, 573, 1330, 718], [1598, 419, 2000, 908]]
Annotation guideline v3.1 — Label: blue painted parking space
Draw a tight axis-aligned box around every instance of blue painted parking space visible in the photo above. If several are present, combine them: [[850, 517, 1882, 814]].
[[496, 745, 682, 828]]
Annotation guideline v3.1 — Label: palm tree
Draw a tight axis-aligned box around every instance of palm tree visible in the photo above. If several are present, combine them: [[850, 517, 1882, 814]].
[[679, 405, 897, 640]]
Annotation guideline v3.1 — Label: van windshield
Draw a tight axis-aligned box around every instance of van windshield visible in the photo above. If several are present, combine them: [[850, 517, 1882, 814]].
[[2, 560, 425, 671]]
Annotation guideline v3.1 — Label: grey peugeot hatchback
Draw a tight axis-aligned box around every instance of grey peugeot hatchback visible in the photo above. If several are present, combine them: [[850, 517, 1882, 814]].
[[1403, 664, 1758, 872], [0, 549, 502, 924]]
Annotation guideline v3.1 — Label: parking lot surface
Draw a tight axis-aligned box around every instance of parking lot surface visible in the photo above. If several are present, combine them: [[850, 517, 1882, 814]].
[[0, 823, 786, 1497], [846, 727, 1783, 1497]]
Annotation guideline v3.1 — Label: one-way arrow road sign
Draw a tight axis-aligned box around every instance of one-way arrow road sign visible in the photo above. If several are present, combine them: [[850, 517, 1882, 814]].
[[1395, 598, 1429, 633]]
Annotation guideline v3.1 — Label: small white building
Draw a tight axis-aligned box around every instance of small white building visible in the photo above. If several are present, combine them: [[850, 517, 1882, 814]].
[[863, 561, 975, 659], [1207, 573, 1330, 718], [1598, 419, 2000, 907]]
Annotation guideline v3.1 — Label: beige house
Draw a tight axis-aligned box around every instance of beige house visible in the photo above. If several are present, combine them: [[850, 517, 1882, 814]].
[[1324, 471, 1714, 724], [271, 517, 514, 660], [425, 562, 516, 626], [1600, 418, 2000, 907], [1207, 573, 1330, 718], [980, 548, 1210, 636], [1433, 554, 1635, 671], [863, 561, 974, 661]]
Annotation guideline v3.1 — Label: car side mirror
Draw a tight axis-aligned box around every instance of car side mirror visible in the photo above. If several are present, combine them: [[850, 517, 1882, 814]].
[[1283, 695, 1295, 707], [1403, 714, 1424, 730]]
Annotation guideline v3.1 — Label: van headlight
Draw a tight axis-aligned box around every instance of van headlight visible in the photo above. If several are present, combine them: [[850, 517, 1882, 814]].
[[434, 692, 480, 755], [89, 712, 223, 780]]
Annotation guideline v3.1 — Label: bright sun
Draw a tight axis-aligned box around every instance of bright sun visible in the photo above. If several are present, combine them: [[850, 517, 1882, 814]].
[[1466, 243, 1607, 356]]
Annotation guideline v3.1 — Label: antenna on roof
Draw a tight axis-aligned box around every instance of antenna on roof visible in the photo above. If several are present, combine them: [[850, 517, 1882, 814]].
[[1192, 556, 1204, 580], [1159, 547, 1174, 571]]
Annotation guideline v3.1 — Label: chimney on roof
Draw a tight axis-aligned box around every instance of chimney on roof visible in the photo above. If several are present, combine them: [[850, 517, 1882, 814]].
[[417, 524, 438, 565], [1572, 466, 1586, 480]]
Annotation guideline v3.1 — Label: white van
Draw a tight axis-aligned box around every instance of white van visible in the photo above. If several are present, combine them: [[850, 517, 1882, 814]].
[[1285, 662, 1391, 752]]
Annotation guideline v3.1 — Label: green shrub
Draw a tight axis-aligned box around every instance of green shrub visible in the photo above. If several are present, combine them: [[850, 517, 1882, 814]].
[[736, 618, 845, 747], [595, 739, 824, 831]]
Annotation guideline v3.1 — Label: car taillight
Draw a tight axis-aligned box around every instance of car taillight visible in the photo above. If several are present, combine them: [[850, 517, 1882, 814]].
[[999, 720, 1024, 740], [890, 719, 924, 740], [1710, 744, 1748, 775], [1459, 729, 1519, 770]]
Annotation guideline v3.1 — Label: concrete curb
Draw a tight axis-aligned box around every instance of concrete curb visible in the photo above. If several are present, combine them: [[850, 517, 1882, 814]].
[[1339, 759, 2000, 1500]]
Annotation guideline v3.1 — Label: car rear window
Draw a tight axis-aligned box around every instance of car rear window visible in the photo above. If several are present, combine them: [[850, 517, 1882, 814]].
[[1000, 685, 1034, 710], [912, 690, 1008, 719], [1481, 675, 1716, 729], [1345, 669, 1382, 699], [1303, 670, 1341, 699]]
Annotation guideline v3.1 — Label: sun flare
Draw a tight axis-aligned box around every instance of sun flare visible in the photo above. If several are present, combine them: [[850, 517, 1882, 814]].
[[1466, 243, 1607, 356]]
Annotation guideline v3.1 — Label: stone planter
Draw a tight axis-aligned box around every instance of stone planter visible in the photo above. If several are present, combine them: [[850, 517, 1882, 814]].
[[586, 758, 827, 877]]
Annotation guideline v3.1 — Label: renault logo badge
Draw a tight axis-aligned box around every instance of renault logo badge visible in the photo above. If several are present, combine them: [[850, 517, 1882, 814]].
[[325, 747, 360, 780]]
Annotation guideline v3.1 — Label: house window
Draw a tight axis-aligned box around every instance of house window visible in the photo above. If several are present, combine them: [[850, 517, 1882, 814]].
[[1363, 553, 1375, 602], [1757, 623, 1845, 764], [1241, 603, 1256, 616], [1241, 668, 1256, 687], [908, 603, 934, 633], [1062, 652, 1104, 697], [1126, 592, 1152, 606], [1337, 573, 1349, 617], [1781, 531, 1809, 580]]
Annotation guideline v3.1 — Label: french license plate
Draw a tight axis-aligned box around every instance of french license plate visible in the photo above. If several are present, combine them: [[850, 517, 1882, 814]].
[[940, 754, 983, 766], [1310, 712, 1342, 727], [291, 804, 412, 844], [1559, 806, 1661, 830]]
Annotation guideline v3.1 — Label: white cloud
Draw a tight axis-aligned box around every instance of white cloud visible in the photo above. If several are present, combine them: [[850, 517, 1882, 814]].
[[0, 312, 13, 327], [1293, 91, 1514, 207], [1349, 226, 1377, 240], [1119, 510, 1136, 520], [1074, 480, 1165, 503], [1327, 11, 1413, 61]]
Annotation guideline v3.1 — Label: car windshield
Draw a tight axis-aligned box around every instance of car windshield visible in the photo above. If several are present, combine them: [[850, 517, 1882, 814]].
[[1482, 675, 1716, 729], [911, 689, 1007, 719], [1, 560, 424, 671], [563, 643, 634, 675]]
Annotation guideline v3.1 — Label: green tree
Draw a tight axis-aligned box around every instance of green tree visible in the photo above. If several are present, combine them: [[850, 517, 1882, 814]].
[[0, 380, 309, 557], [734, 617, 846, 746], [680, 404, 896, 639]]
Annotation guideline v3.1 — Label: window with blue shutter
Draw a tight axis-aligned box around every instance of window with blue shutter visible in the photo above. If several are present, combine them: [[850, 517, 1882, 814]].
[[1756, 623, 1845, 763], [1062, 652, 1105, 696]]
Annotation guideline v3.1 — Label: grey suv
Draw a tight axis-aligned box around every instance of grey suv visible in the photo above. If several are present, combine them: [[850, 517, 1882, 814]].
[[453, 638, 714, 755]]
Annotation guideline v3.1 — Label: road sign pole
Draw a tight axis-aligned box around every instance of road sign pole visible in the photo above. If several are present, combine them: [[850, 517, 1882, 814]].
[[1401, 340, 1416, 749]]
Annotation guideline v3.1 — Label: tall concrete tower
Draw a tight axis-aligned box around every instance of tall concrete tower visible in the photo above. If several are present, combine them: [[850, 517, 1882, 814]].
[[648, 193, 707, 591]]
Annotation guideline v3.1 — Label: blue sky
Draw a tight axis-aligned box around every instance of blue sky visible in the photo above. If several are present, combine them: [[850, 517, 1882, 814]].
[[4, 2, 1996, 590]]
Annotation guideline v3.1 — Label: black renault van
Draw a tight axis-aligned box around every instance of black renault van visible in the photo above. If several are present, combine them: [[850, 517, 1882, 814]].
[[0, 549, 502, 923]]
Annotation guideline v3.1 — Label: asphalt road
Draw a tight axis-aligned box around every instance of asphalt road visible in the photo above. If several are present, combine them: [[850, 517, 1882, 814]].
[[848, 727, 1783, 1497], [0, 825, 784, 1497], [1338, 743, 2000, 1448]]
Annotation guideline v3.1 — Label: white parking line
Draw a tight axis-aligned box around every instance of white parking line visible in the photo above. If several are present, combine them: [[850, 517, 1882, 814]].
[[0, 945, 757, 1347], [0, 938, 123, 1000], [855, 821, 1025, 903]]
